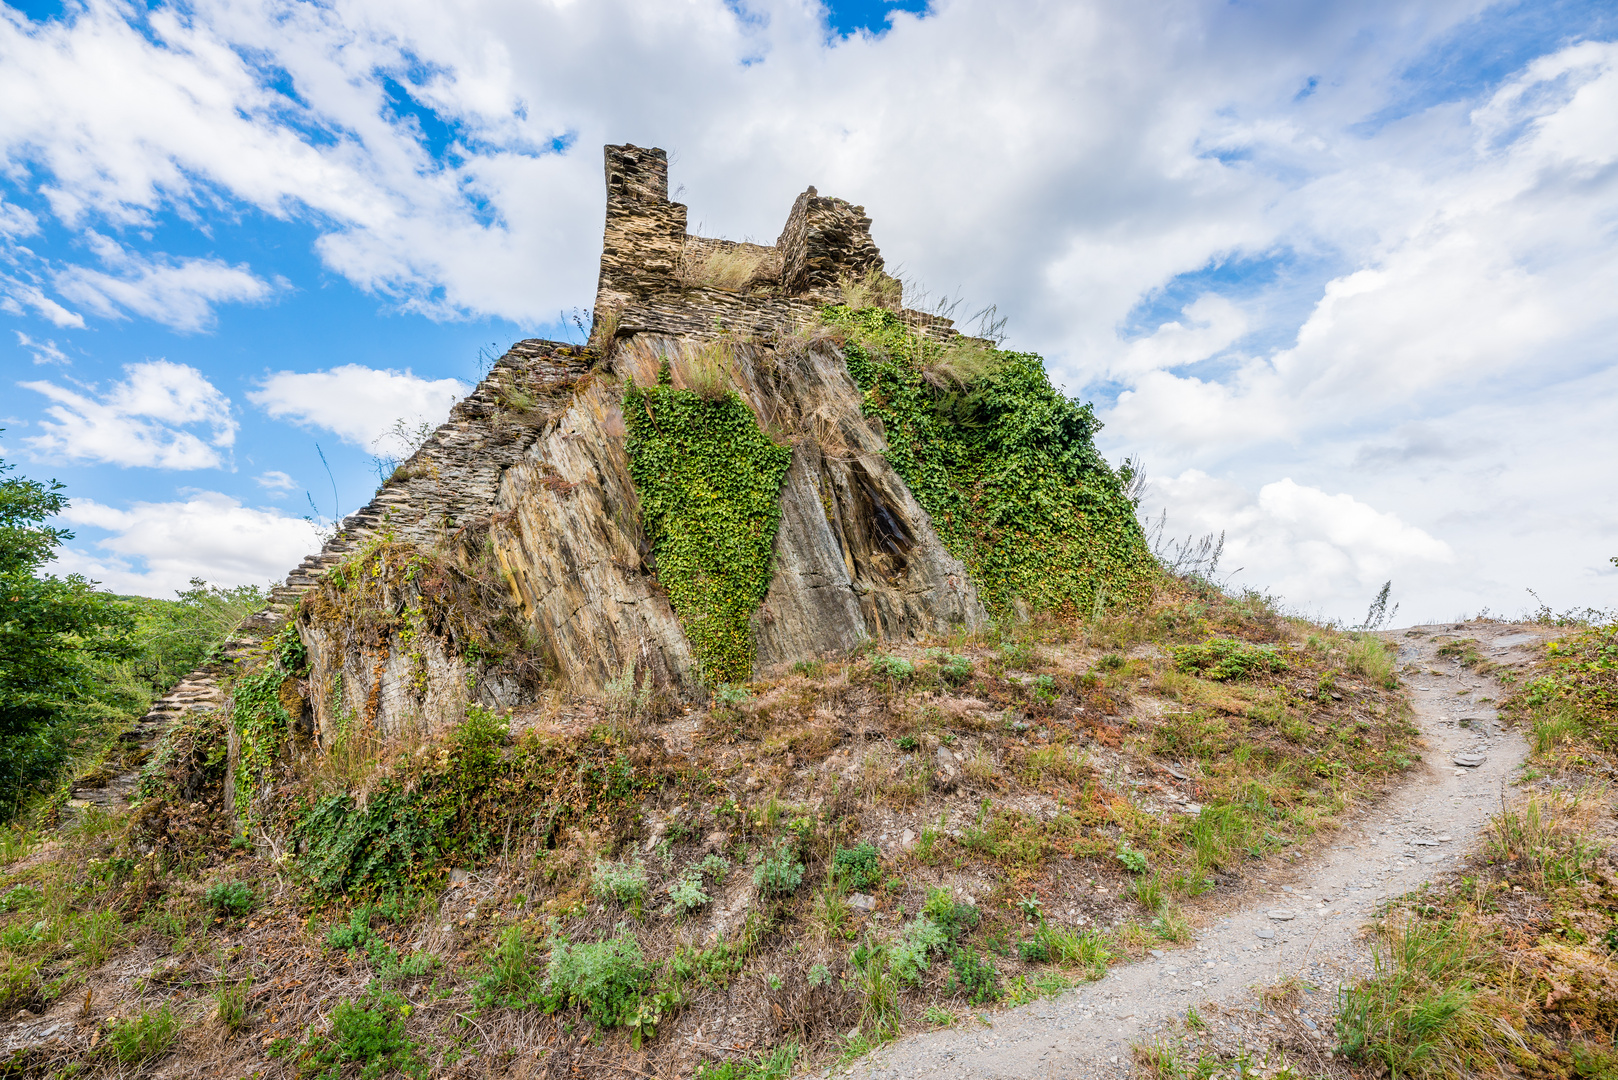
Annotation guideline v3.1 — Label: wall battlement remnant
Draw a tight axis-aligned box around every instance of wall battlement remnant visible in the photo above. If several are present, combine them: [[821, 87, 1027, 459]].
[[596, 144, 950, 341]]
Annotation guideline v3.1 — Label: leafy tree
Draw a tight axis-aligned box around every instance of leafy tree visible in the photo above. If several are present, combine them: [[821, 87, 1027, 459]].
[[113, 579, 265, 695], [0, 449, 134, 816]]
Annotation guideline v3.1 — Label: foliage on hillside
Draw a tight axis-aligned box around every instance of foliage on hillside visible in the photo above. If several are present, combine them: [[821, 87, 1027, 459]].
[[0, 576, 1421, 1077], [623, 363, 793, 684], [822, 305, 1158, 619], [0, 452, 134, 819]]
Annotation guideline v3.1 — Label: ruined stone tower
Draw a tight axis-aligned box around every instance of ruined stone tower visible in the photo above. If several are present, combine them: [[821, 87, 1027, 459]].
[[226, 145, 989, 748]]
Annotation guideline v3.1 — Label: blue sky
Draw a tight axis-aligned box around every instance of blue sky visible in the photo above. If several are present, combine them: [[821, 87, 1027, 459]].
[[1, 0, 1614, 624]]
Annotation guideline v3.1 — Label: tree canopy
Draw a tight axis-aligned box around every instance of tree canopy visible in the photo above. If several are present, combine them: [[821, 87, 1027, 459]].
[[0, 450, 133, 816]]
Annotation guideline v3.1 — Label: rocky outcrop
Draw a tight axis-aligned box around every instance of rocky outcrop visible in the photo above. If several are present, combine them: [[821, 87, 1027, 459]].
[[124, 141, 1007, 782]]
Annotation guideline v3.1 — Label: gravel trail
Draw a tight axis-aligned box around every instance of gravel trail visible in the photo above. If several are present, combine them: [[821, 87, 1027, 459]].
[[837, 622, 1554, 1080]]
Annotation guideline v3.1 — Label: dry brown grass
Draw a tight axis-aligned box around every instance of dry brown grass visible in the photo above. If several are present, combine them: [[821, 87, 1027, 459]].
[[836, 267, 902, 310], [680, 242, 773, 291]]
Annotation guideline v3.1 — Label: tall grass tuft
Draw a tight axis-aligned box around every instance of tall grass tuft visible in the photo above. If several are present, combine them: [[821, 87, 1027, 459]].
[[1336, 915, 1511, 1080]]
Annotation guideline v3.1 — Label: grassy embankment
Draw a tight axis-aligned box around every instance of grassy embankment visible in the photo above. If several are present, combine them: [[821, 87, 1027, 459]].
[[0, 574, 1415, 1078], [1325, 617, 1618, 1080]]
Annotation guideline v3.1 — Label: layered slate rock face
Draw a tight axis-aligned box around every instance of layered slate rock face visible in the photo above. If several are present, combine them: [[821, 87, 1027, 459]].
[[488, 145, 985, 691]]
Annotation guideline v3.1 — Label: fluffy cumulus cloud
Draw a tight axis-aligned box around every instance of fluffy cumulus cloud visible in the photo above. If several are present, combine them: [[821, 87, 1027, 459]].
[[1144, 471, 1455, 620], [50, 492, 323, 595], [0, 0, 1614, 619], [20, 359, 237, 468], [247, 364, 467, 448]]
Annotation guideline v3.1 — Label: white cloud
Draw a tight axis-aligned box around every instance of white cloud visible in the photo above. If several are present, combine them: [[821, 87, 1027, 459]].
[[14, 331, 67, 365], [254, 469, 297, 495], [50, 492, 322, 596], [247, 364, 466, 447], [0, 277, 84, 328], [1143, 472, 1454, 623], [0, 197, 37, 238], [50, 234, 278, 332], [20, 359, 237, 468]]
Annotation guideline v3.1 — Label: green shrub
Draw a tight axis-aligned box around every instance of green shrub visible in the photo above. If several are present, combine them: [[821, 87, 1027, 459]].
[[666, 871, 710, 915], [753, 845, 805, 897], [947, 945, 1001, 1004], [1173, 638, 1288, 681], [870, 654, 915, 682], [935, 653, 973, 686], [545, 930, 654, 1029], [324, 906, 432, 981], [107, 1006, 180, 1065], [294, 988, 428, 1080], [1116, 842, 1149, 873], [473, 925, 546, 1010], [698, 853, 731, 882], [890, 916, 949, 985], [922, 887, 980, 940], [203, 881, 256, 916], [591, 859, 649, 906], [1018, 937, 1050, 963], [832, 843, 882, 891]]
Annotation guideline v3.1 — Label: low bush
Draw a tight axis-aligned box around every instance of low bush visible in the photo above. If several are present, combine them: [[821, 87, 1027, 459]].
[[107, 1006, 180, 1066], [545, 929, 654, 1030], [753, 845, 805, 897], [947, 945, 1001, 1004], [666, 871, 710, 915], [1173, 638, 1288, 681], [889, 916, 948, 985], [591, 859, 650, 906], [473, 924, 546, 1010], [290, 988, 428, 1080], [922, 887, 979, 940], [832, 843, 882, 891], [203, 881, 255, 916], [870, 654, 915, 682]]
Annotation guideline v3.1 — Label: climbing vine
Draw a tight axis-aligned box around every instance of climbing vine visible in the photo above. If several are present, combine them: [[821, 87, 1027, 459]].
[[623, 366, 793, 683], [230, 623, 305, 818], [293, 707, 664, 897], [823, 305, 1156, 618]]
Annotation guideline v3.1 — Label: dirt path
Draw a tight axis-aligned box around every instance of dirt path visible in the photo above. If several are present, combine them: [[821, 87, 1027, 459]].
[[838, 622, 1555, 1080]]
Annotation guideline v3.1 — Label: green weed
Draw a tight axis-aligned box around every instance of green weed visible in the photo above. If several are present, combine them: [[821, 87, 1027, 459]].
[[292, 988, 428, 1079], [203, 881, 256, 916], [107, 1005, 180, 1066], [590, 858, 649, 906], [832, 843, 882, 890]]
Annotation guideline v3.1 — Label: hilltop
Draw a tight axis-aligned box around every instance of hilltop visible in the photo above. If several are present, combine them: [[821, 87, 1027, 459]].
[[7, 145, 1609, 1080]]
